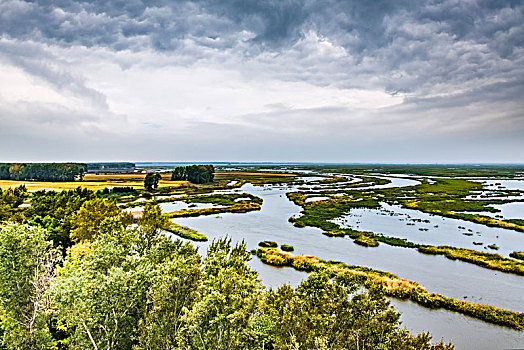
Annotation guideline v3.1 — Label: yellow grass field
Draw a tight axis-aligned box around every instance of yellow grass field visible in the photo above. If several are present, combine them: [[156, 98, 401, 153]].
[[0, 173, 185, 191], [0, 171, 296, 191]]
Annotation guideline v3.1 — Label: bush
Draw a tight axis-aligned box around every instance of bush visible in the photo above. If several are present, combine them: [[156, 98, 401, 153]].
[[258, 241, 278, 248], [281, 244, 294, 252], [510, 251, 524, 260], [354, 233, 379, 247]]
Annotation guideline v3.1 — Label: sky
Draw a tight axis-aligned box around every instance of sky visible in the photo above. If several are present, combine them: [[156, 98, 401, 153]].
[[0, 0, 523, 163]]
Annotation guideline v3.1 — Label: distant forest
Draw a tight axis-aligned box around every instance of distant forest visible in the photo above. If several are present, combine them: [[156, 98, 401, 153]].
[[86, 162, 135, 173], [0, 163, 86, 182], [172, 165, 215, 184]]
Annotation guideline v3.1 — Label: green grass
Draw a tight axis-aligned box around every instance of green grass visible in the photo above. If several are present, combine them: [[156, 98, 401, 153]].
[[280, 244, 294, 251], [165, 202, 262, 218], [417, 246, 524, 275], [354, 233, 379, 247], [163, 222, 207, 241], [255, 247, 524, 330], [509, 251, 524, 261], [258, 240, 278, 248]]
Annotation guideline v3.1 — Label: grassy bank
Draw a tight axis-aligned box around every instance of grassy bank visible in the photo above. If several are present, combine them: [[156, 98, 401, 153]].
[[163, 222, 208, 241], [165, 202, 262, 218], [255, 247, 524, 330], [418, 246, 524, 275]]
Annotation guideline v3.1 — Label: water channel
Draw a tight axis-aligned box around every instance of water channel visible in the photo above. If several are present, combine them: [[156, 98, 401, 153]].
[[167, 180, 523, 349]]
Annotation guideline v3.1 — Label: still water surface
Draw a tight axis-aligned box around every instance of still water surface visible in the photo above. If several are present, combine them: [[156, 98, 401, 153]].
[[169, 181, 524, 349]]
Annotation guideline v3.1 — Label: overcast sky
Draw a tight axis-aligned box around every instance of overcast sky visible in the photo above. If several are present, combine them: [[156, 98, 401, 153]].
[[0, 0, 523, 163]]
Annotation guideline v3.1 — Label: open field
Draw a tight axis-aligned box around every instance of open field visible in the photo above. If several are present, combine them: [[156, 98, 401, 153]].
[[0, 173, 185, 191], [0, 171, 296, 192]]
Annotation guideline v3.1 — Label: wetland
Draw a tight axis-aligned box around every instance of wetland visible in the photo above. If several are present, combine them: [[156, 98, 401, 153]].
[[1, 163, 523, 349]]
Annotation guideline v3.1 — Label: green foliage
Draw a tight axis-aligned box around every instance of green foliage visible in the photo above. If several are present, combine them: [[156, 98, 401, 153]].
[[171, 165, 215, 184], [258, 240, 278, 248], [166, 203, 262, 218], [28, 187, 96, 247], [96, 186, 138, 198], [0, 219, 457, 349], [263, 271, 453, 350], [354, 233, 379, 247], [183, 238, 262, 350], [0, 163, 85, 182], [71, 198, 132, 242], [376, 235, 419, 248], [0, 186, 28, 222], [47, 215, 203, 350], [137, 203, 170, 253], [121, 192, 263, 210], [0, 224, 57, 349], [137, 239, 202, 349], [256, 247, 524, 331], [509, 251, 524, 260], [280, 244, 294, 252], [164, 222, 208, 241], [143, 173, 161, 192], [418, 246, 524, 275], [287, 193, 380, 233]]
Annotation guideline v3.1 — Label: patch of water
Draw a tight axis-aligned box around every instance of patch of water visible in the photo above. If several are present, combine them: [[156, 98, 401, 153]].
[[333, 203, 524, 256], [476, 179, 524, 191], [172, 184, 524, 312], [390, 299, 524, 350]]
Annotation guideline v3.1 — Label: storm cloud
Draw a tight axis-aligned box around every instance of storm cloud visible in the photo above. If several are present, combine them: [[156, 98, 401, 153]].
[[0, 0, 523, 162]]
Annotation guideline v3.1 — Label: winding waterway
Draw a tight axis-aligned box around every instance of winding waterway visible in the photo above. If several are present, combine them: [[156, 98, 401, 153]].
[[333, 203, 524, 257], [169, 180, 524, 349]]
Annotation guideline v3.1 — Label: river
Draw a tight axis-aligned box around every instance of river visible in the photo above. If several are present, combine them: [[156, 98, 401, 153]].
[[169, 180, 524, 350]]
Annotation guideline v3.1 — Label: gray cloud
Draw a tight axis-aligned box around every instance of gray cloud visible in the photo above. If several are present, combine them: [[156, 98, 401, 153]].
[[0, 0, 523, 162]]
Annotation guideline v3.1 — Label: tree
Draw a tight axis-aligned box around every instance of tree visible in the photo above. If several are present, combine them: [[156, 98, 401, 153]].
[[49, 233, 150, 350], [28, 187, 96, 248], [71, 198, 132, 242], [49, 218, 201, 350], [144, 173, 161, 192], [262, 272, 453, 350], [0, 185, 28, 222], [171, 165, 214, 184], [171, 167, 187, 181], [183, 238, 262, 350], [136, 239, 202, 349], [0, 224, 57, 349], [0, 163, 86, 182], [136, 203, 169, 254]]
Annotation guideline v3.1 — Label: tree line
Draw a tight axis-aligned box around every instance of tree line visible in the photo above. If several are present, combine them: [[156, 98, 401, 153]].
[[0, 163, 86, 182], [0, 187, 453, 349], [171, 165, 215, 184], [0, 216, 452, 349]]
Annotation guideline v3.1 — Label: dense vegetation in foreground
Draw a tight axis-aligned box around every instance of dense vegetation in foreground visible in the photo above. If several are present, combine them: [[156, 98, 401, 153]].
[[255, 247, 524, 330], [0, 218, 453, 350]]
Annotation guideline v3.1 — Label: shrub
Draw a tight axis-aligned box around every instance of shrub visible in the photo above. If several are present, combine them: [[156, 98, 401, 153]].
[[258, 241, 278, 248], [510, 251, 524, 260], [281, 244, 294, 252]]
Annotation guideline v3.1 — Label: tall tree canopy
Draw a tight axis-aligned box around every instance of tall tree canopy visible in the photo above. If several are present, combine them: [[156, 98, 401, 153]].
[[171, 165, 215, 184], [144, 173, 162, 192]]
